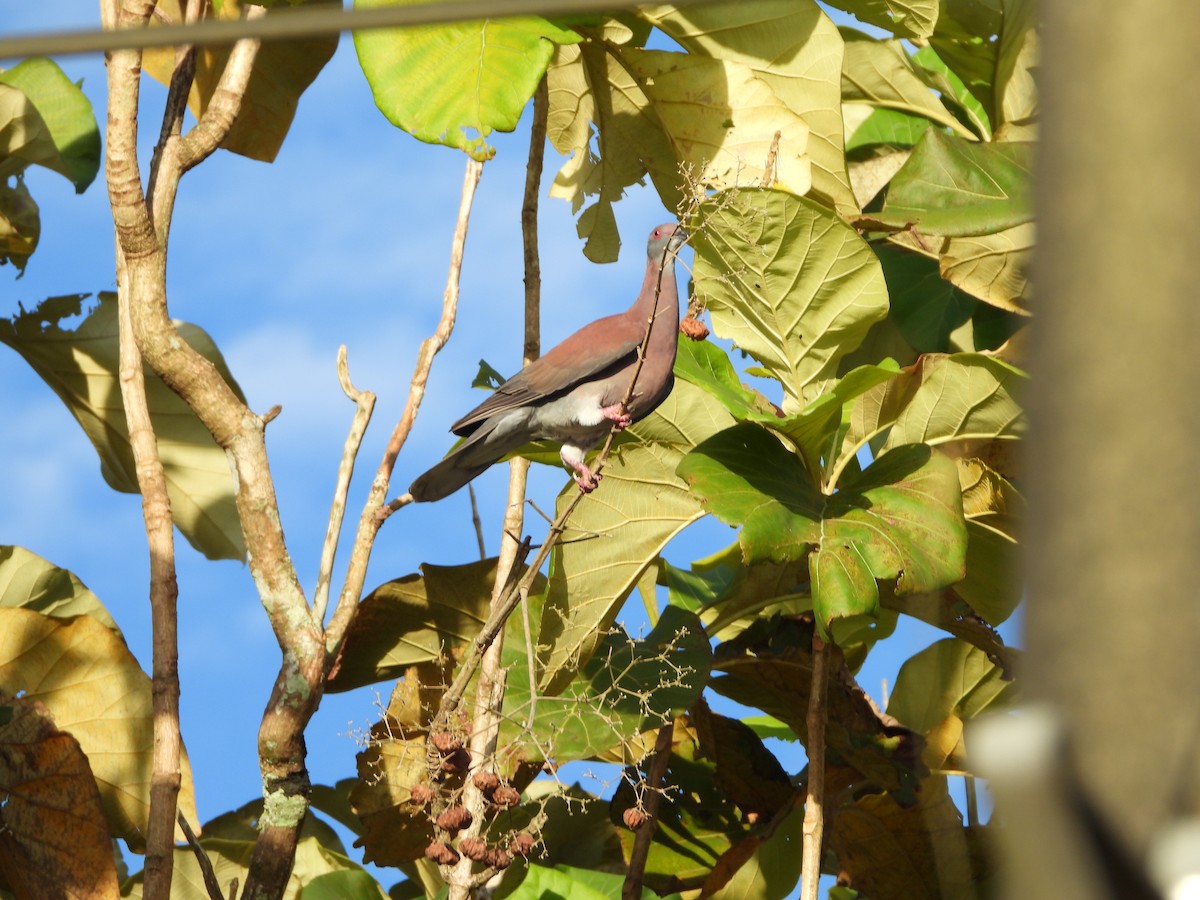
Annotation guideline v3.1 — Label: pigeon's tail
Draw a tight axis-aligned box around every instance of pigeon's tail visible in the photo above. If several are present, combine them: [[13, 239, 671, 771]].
[[408, 418, 525, 503]]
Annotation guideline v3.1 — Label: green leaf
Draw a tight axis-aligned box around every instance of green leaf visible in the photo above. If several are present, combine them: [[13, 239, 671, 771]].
[[742, 714, 797, 743], [691, 188, 889, 413], [872, 129, 1033, 237], [503, 606, 711, 763], [470, 357, 506, 390], [704, 801, 804, 900], [328, 558, 528, 692], [911, 44, 991, 140], [301, 870, 387, 900], [840, 352, 1027, 473], [509, 864, 677, 900], [679, 425, 967, 631], [641, 1, 858, 216], [887, 637, 1016, 735], [0, 545, 121, 635], [877, 243, 977, 352], [356, 0, 578, 161], [0, 608, 200, 853], [823, 0, 939, 39], [845, 107, 931, 153], [928, 0, 1003, 119], [0, 294, 247, 561], [536, 378, 733, 692], [663, 555, 809, 641], [840, 29, 971, 138], [0, 176, 39, 273], [0, 58, 100, 190], [144, 0, 337, 163]]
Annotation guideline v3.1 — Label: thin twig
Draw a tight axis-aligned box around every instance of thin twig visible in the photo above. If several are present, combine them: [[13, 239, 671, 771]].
[[800, 633, 830, 900], [325, 156, 484, 659], [622, 720, 675, 900], [313, 346, 377, 624], [177, 811, 224, 900], [468, 485, 486, 560]]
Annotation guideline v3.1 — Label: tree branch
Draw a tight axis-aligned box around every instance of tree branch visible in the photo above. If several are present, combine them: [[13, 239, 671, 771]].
[[313, 346, 376, 625], [117, 245, 182, 900], [800, 632, 830, 900], [324, 156, 484, 662], [622, 720, 675, 900]]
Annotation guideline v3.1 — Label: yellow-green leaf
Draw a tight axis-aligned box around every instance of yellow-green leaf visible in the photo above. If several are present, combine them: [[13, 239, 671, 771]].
[[144, 0, 337, 163], [0, 294, 247, 561], [642, 1, 858, 216], [355, 0, 578, 161], [692, 188, 889, 413], [0, 609, 199, 853], [0, 545, 121, 635], [0, 58, 100, 190], [0, 176, 39, 272]]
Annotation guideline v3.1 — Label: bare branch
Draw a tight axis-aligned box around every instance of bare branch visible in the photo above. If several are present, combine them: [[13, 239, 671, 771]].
[[313, 346, 377, 624], [468, 485, 487, 561], [800, 633, 830, 900], [325, 157, 484, 658], [117, 247, 182, 900], [622, 720, 675, 900]]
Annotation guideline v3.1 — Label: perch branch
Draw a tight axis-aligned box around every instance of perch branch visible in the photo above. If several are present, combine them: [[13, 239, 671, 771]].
[[800, 633, 830, 900], [313, 346, 377, 624]]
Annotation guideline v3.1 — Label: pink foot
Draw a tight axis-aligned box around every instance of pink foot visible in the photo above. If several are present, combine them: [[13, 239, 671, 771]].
[[600, 403, 632, 430], [572, 462, 601, 493]]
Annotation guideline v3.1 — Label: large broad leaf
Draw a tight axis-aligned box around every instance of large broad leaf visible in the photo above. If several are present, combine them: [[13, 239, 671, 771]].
[[992, 0, 1037, 139], [546, 24, 679, 262], [0, 58, 100, 190], [702, 801, 804, 900], [871, 129, 1033, 236], [327, 557, 541, 693], [877, 244, 977, 353], [887, 638, 1016, 739], [509, 863, 676, 900], [620, 48, 811, 197], [0, 545, 121, 635], [0, 609, 199, 853], [143, 0, 337, 163], [535, 377, 732, 692], [503, 606, 710, 764], [642, 1, 858, 216], [680, 425, 967, 631], [939, 221, 1033, 313], [840, 30, 971, 138], [710, 616, 926, 800], [845, 106, 930, 153], [0, 294, 247, 561], [956, 457, 1023, 625], [928, 0, 1003, 120], [829, 774, 991, 899], [824, 0, 939, 39], [692, 188, 889, 413], [356, 0, 577, 161], [0, 694, 120, 900], [911, 44, 990, 140], [840, 352, 1027, 477]]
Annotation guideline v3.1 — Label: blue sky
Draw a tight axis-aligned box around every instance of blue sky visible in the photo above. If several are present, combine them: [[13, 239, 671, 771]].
[[2, 3, 1011, 890]]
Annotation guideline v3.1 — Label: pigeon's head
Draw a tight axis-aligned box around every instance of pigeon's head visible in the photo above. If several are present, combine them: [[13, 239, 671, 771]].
[[646, 222, 686, 264]]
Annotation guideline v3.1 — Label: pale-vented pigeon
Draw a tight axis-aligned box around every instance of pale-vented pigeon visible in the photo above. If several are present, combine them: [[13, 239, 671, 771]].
[[409, 222, 686, 503]]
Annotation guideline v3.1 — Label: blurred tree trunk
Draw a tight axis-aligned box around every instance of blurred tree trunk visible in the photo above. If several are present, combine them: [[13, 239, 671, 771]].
[[1024, 2, 1200, 894]]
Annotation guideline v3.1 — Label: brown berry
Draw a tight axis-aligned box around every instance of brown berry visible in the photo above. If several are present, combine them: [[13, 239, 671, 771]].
[[409, 783, 436, 806], [472, 771, 500, 794], [485, 848, 513, 870], [509, 832, 536, 857], [424, 841, 460, 865], [490, 784, 520, 809], [436, 805, 473, 833], [430, 732, 463, 754], [680, 316, 710, 341], [623, 807, 648, 829], [458, 836, 489, 861]]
